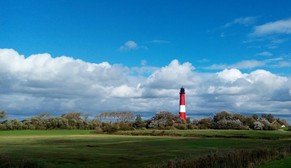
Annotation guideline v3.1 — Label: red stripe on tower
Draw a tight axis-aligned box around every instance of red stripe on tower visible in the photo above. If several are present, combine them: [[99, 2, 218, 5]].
[[179, 87, 186, 120]]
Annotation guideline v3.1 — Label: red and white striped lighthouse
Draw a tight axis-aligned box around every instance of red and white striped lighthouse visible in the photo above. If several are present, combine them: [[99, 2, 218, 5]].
[[179, 87, 186, 120]]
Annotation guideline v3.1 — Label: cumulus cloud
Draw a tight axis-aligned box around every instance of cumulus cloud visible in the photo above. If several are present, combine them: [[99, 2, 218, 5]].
[[0, 48, 132, 115], [111, 85, 141, 98], [252, 18, 291, 36], [1, 49, 291, 121], [216, 68, 246, 83], [143, 60, 197, 89], [119, 40, 139, 51], [204, 68, 290, 115]]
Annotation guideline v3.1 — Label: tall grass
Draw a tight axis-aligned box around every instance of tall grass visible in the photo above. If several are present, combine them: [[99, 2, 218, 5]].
[[0, 155, 41, 168], [150, 146, 291, 168], [117, 129, 291, 140]]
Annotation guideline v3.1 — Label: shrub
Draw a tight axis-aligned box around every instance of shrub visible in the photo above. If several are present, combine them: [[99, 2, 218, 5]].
[[174, 123, 187, 130], [253, 121, 264, 130], [270, 121, 281, 130], [187, 124, 198, 129], [147, 111, 178, 129], [94, 126, 103, 133], [133, 115, 146, 129], [102, 123, 118, 133], [117, 122, 134, 130], [198, 118, 212, 129]]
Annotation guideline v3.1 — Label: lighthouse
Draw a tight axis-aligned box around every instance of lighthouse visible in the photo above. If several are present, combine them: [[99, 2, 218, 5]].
[[179, 87, 186, 120]]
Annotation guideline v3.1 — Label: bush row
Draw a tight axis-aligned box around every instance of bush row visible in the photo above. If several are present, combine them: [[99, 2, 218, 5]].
[[0, 111, 289, 131]]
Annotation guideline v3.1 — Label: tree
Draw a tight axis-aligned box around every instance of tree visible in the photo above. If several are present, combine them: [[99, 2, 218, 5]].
[[253, 121, 264, 130], [81, 113, 90, 121], [96, 112, 134, 122], [243, 117, 256, 128], [270, 121, 281, 130], [252, 114, 259, 120], [0, 111, 7, 120], [62, 112, 81, 120], [266, 114, 275, 123], [213, 111, 231, 122], [147, 111, 178, 129], [277, 119, 288, 126], [261, 113, 275, 123], [37, 112, 51, 119], [133, 115, 144, 129], [198, 118, 212, 129]]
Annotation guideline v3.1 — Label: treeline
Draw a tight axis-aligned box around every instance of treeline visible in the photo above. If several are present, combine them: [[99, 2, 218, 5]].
[[138, 111, 289, 131], [0, 112, 101, 130], [0, 111, 289, 131]]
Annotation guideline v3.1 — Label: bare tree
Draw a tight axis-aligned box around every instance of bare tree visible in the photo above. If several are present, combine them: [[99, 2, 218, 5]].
[[61, 112, 81, 120], [37, 112, 51, 119], [96, 112, 134, 122], [0, 111, 6, 120]]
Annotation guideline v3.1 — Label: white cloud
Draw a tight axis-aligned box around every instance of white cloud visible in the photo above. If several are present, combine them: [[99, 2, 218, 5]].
[[111, 85, 141, 98], [1, 48, 291, 122], [144, 40, 171, 44], [216, 68, 246, 83], [205, 60, 265, 70], [0, 48, 132, 115], [256, 51, 273, 57], [205, 57, 291, 70], [248, 69, 287, 88], [225, 16, 257, 27], [119, 40, 138, 51], [231, 60, 265, 69], [205, 64, 227, 70], [274, 61, 291, 68], [143, 59, 197, 90], [252, 18, 291, 36]]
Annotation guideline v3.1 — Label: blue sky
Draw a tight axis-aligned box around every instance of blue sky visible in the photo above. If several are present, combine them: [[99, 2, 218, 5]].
[[0, 0, 291, 121], [1, 0, 291, 72]]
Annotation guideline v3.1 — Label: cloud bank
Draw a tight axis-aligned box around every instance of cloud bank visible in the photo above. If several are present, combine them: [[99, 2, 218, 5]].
[[0, 49, 291, 120]]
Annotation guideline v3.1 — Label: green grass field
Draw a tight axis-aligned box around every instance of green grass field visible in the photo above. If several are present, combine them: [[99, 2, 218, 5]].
[[0, 130, 291, 167]]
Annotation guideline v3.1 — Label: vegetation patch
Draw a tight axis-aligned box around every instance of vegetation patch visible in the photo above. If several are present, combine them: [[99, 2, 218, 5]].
[[257, 155, 291, 168], [117, 129, 291, 140], [0, 155, 41, 168], [150, 146, 291, 168]]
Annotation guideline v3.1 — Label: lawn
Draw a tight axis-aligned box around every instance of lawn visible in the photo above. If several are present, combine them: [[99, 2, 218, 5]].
[[0, 130, 290, 167]]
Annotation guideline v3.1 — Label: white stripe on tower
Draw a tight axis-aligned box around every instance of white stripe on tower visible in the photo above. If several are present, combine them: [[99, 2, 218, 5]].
[[179, 105, 186, 112]]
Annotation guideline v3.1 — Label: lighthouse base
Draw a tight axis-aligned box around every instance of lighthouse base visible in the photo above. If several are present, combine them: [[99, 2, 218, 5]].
[[179, 112, 186, 120]]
